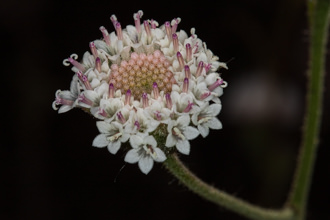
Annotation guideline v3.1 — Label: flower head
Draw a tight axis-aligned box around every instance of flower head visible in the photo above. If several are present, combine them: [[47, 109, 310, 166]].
[[53, 10, 228, 174]]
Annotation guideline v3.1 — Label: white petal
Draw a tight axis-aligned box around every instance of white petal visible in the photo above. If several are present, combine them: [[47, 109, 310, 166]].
[[58, 105, 73, 114], [176, 114, 190, 127], [183, 126, 200, 140], [207, 104, 222, 116], [138, 156, 154, 174], [144, 135, 157, 148], [124, 149, 141, 163], [198, 124, 209, 138], [96, 121, 111, 133], [176, 140, 190, 155], [206, 117, 223, 130], [154, 148, 167, 162], [92, 134, 108, 148], [107, 141, 121, 154], [129, 135, 143, 148], [165, 134, 176, 147]]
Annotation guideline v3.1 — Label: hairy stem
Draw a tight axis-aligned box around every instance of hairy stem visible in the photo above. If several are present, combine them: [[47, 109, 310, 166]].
[[286, 0, 330, 219], [164, 154, 293, 220]]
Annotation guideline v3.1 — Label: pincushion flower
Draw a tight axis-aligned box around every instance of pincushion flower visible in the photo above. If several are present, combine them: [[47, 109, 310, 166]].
[[52, 10, 227, 174]]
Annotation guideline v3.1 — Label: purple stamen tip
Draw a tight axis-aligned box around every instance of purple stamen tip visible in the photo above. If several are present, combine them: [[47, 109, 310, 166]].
[[153, 82, 158, 88]]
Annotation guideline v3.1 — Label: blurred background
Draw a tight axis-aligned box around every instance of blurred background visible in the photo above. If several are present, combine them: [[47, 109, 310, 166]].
[[1, 0, 329, 219]]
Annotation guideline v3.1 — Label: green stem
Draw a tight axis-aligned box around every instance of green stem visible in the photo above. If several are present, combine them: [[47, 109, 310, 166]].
[[286, 1, 330, 219], [164, 154, 293, 220]]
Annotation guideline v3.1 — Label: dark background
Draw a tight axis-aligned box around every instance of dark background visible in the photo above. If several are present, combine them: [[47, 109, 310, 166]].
[[1, 0, 329, 219]]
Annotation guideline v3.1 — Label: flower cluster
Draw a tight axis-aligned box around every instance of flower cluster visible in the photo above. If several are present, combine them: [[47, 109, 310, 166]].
[[52, 10, 228, 174]]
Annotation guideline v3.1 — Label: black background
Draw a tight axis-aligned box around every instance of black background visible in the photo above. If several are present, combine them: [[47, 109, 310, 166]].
[[1, 0, 329, 219]]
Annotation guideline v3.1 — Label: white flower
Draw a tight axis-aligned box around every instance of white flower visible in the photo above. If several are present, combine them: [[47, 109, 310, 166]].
[[125, 134, 166, 174], [166, 115, 199, 155], [52, 75, 80, 113], [192, 103, 222, 138], [92, 121, 129, 154]]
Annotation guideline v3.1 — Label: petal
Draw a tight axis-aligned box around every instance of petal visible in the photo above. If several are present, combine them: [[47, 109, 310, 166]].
[[176, 114, 190, 127], [144, 135, 157, 148], [176, 140, 190, 155], [96, 121, 111, 134], [183, 126, 200, 140], [107, 141, 121, 154], [154, 148, 167, 162], [129, 135, 143, 148], [207, 104, 222, 116], [92, 134, 108, 148], [165, 134, 176, 147], [138, 156, 154, 174], [198, 124, 209, 138], [58, 105, 73, 114], [124, 149, 141, 164], [206, 117, 223, 130]]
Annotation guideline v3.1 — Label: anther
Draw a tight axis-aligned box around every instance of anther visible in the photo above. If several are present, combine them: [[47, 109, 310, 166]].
[[68, 57, 85, 72], [134, 120, 141, 131], [182, 77, 189, 93], [89, 42, 98, 59], [153, 82, 159, 99], [142, 92, 149, 108], [115, 22, 123, 41], [95, 57, 101, 72], [183, 100, 194, 113], [165, 93, 173, 109], [165, 21, 172, 41], [133, 10, 143, 33], [184, 65, 191, 79], [176, 52, 185, 70], [108, 83, 115, 98], [186, 43, 192, 62], [171, 18, 181, 34], [196, 61, 204, 77], [77, 71, 92, 90], [117, 111, 126, 124], [172, 33, 179, 53], [99, 26, 111, 47], [125, 89, 131, 105], [208, 79, 223, 91]]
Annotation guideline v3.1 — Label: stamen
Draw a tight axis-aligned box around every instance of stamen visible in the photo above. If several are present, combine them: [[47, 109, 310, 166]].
[[183, 100, 194, 113], [153, 82, 159, 99], [149, 19, 158, 29], [89, 42, 98, 59], [134, 120, 141, 130], [99, 26, 111, 47], [200, 91, 211, 100], [208, 79, 223, 91], [95, 57, 101, 72], [173, 127, 185, 140], [205, 63, 212, 73], [99, 108, 108, 117], [186, 43, 192, 62], [142, 92, 149, 108], [154, 111, 162, 121], [133, 10, 143, 33], [196, 61, 204, 77], [68, 57, 85, 72], [172, 33, 179, 53], [77, 71, 92, 90], [182, 77, 189, 93], [115, 22, 123, 40], [165, 93, 172, 109], [176, 52, 184, 70], [117, 111, 126, 124], [165, 21, 172, 41], [184, 65, 191, 79], [125, 89, 131, 105], [143, 20, 152, 38], [78, 94, 93, 106], [108, 83, 115, 98], [110, 14, 117, 28], [171, 18, 181, 34]]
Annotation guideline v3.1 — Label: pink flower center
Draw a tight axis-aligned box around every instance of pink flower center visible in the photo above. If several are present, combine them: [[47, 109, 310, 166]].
[[109, 50, 176, 99]]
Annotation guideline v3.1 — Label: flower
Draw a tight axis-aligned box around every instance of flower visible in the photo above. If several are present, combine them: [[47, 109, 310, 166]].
[[125, 134, 166, 174], [53, 10, 227, 174]]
